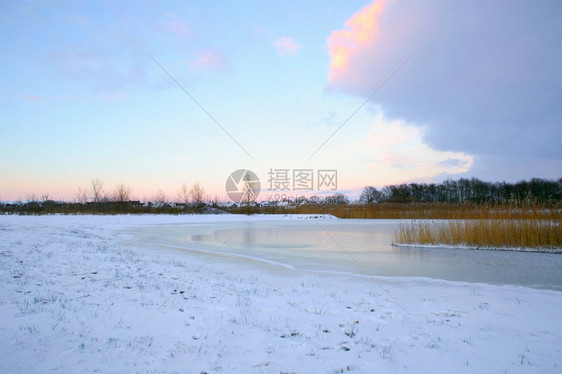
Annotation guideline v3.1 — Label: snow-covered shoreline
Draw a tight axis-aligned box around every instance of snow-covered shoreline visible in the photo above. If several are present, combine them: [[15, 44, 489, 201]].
[[1, 215, 560, 373]]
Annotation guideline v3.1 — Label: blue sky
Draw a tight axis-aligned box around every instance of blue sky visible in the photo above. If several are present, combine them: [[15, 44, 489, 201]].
[[1, 0, 560, 202]]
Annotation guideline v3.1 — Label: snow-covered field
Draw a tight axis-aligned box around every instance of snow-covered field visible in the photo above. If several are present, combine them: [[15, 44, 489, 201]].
[[0, 215, 560, 373]]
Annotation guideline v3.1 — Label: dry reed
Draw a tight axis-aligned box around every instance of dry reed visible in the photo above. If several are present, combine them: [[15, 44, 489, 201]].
[[294, 201, 562, 250], [393, 204, 561, 250], [294, 202, 560, 220]]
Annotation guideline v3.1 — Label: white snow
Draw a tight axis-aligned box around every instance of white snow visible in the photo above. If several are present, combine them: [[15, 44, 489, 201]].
[[0, 215, 560, 373]]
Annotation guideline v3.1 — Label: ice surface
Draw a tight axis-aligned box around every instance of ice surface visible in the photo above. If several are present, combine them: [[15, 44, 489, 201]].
[[129, 218, 562, 290]]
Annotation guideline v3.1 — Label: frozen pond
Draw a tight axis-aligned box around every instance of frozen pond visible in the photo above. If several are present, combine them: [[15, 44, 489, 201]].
[[131, 219, 562, 290]]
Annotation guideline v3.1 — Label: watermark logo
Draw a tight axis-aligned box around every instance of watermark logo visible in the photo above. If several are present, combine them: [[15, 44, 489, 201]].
[[267, 169, 338, 191], [225, 169, 261, 203]]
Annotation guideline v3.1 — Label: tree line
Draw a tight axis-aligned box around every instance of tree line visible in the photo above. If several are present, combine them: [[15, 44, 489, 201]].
[[2, 177, 560, 215], [73, 179, 207, 206], [0, 179, 212, 215], [359, 177, 562, 204]]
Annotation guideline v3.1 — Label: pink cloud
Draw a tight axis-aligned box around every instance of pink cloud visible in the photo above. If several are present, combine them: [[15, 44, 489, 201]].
[[187, 50, 228, 73], [162, 13, 190, 38], [272, 37, 301, 56], [327, 0, 386, 83]]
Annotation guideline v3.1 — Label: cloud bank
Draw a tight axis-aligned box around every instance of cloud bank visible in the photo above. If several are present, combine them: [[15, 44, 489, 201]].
[[327, 0, 562, 180]]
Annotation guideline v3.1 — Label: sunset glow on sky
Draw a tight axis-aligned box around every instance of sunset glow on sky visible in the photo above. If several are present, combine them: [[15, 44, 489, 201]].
[[328, 0, 385, 81]]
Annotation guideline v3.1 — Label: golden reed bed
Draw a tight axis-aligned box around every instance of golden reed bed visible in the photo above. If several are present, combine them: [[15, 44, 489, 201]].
[[394, 219, 561, 251], [294, 202, 561, 250]]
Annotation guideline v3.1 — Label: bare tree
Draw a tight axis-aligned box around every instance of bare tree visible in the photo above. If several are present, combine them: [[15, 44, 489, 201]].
[[113, 184, 131, 204], [26, 193, 38, 203], [189, 182, 205, 206], [359, 186, 384, 204], [177, 184, 190, 205], [91, 179, 104, 203], [328, 193, 350, 205], [153, 190, 168, 205], [75, 187, 89, 204]]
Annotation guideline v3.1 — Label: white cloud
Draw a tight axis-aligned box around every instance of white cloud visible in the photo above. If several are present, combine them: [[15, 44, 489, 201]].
[[353, 113, 473, 186], [49, 48, 145, 92], [272, 37, 301, 57]]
